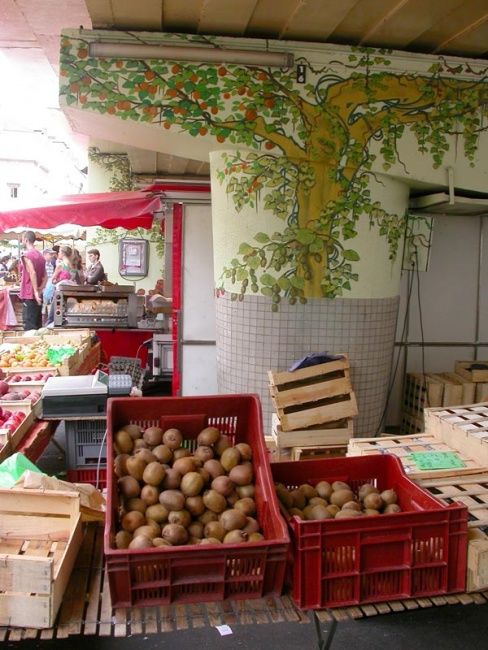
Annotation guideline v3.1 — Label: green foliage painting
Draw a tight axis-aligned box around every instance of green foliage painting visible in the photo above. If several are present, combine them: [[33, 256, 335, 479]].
[[60, 34, 488, 307]]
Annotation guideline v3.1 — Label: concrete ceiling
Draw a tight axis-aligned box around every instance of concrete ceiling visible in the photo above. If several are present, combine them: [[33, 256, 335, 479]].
[[86, 0, 488, 60], [2, 0, 488, 181]]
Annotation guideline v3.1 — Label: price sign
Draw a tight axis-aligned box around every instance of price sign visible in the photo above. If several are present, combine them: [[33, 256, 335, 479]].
[[409, 451, 466, 471]]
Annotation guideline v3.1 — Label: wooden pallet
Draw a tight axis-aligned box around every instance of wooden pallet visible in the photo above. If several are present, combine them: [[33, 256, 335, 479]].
[[455, 361, 488, 383], [347, 432, 486, 479], [415, 472, 488, 592], [0, 489, 82, 629], [268, 357, 358, 431], [3, 523, 487, 642], [291, 443, 348, 461], [424, 403, 488, 466]]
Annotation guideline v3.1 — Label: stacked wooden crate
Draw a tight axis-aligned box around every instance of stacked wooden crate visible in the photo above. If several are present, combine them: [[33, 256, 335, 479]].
[[402, 367, 479, 435], [268, 355, 358, 460]]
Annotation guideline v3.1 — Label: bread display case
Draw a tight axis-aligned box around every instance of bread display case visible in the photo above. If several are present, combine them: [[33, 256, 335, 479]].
[[53, 285, 144, 328]]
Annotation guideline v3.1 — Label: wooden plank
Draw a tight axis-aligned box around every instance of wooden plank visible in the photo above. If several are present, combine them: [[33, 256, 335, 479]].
[[221, 598, 238, 626], [278, 392, 358, 431], [374, 603, 391, 614], [360, 604, 379, 616], [316, 609, 333, 622], [272, 414, 353, 446], [269, 356, 349, 387], [272, 376, 353, 409], [265, 596, 285, 623], [248, 598, 269, 624], [205, 601, 223, 626], [159, 605, 174, 632], [145, 607, 158, 635], [444, 373, 476, 404], [174, 604, 189, 630], [130, 607, 143, 635], [402, 599, 419, 610], [292, 443, 347, 461], [416, 598, 433, 608], [388, 600, 405, 612], [98, 567, 113, 636], [188, 603, 206, 628], [114, 609, 127, 637], [83, 527, 103, 637]]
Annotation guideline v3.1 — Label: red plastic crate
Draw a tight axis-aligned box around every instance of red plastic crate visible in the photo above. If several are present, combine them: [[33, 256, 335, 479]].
[[105, 395, 290, 608], [66, 467, 107, 489], [271, 455, 467, 609]]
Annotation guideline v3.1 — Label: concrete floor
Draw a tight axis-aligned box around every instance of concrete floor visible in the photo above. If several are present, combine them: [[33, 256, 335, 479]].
[[5, 603, 488, 649]]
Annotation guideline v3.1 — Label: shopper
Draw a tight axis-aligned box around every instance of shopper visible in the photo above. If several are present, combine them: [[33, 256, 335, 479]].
[[19, 231, 46, 331], [72, 248, 85, 284], [85, 248, 106, 285]]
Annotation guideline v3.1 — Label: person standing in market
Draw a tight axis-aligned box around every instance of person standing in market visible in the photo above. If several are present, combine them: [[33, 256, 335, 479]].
[[19, 231, 46, 331], [85, 248, 106, 285]]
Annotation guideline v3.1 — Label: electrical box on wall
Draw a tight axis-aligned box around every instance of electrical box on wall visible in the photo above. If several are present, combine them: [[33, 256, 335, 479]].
[[119, 238, 149, 277]]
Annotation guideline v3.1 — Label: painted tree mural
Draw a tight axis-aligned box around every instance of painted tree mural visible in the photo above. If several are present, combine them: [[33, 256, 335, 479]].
[[60, 36, 488, 308]]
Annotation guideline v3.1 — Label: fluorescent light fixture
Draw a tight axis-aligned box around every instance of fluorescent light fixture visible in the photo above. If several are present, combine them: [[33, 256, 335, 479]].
[[88, 42, 294, 68]]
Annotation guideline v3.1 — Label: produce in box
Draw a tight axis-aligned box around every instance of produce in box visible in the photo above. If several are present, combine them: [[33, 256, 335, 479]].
[[112, 423, 264, 549]]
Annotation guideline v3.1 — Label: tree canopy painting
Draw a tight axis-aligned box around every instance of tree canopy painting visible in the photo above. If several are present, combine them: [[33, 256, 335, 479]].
[[60, 35, 488, 308]]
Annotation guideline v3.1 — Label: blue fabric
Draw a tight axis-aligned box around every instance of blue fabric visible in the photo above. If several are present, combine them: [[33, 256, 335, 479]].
[[288, 352, 344, 372]]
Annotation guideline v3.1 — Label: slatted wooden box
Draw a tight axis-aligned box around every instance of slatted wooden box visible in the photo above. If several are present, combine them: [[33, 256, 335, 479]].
[[424, 403, 488, 467], [0, 489, 82, 628], [455, 361, 488, 383], [268, 356, 358, 432], [270, 412, 352, 461], [415, 472, 488, 592], [347, 432, 486, 480]]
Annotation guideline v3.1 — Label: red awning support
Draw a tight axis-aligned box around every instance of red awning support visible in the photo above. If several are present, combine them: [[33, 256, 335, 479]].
[[0, 191, 162, 231]]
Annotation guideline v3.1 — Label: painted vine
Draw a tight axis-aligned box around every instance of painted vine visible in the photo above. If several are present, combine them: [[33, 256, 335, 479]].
[[60, 36, 488, 307]]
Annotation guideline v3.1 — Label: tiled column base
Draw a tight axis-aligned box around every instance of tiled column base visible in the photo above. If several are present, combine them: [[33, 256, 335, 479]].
[[215, 292, 399, 437]]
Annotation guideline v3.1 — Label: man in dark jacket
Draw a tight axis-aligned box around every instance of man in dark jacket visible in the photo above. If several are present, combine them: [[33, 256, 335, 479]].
[[86, 248, 106, 285]]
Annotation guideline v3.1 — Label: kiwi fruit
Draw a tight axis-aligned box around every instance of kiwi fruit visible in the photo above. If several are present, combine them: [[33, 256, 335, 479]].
[[203, 489, 227, 513], [380, 489, 398, 506], [236, 484, 254, 499], [159, 489, 186, 511], [326, 504, 340, 517], [203, 459, 225, 479], [126, 497, 147, 514], [129, 535, 153, 549], [115, 429, 133, 454], [384, 503, 402, 514], [200, 537, 222, 545], [126, 455, 147, 481], [134, 524, 160, 539], [332, 481, 351, 492], [188, 521, 204, 539], [220, 508, 248, 531], [198, 509, 219, 524], [330, 489, 355, 507], [153, 537, 172, 547], [315, 481, 333, 500], [223, 530, 248, 544], [299, 484, 318, 500], [162, 468, 182, 490], [118, 475, 141, 499], [140, 484, 160, 506], [220, 447, 241, 472], [168, 509, 192, 528], [115, 530, 133, 549], [275, 485, 293, 510], [121, 510, 145, 532], [248, 532, 264, 542], [364, 508, 381, 516], [162, 523, 188, 545], [197, 426, 221, 446], [194, 446, 214, 463], [173, 447, 191, 460], [173, 456, 196, 475], [133, 439, 148, 451], [134, 448, 157, 464], [243, 517, 260, 534], [363, 492, 384, 511], [186, 495, 206, 516], [290, 489, 307, 510], [145, 503, 169, 524], [114, 454, 129, 478], [288, 507, 305, 519], [342, 500, 361, 512], [234, 497, 256, 516], [308, 497, 329, 508], [204, 521, 226, 541], [229, 463, 253, 486], [143, 462, 166, 486], [143, 426, 164, 446], [235, 443, 252, 461], [180, 472, 204, 497], [358, 483, 380, 500], [152, 444, 173, 464], [211, 475, 234, 497], [121, 424, 142, 440], [335, 509, 363, 519], [214, 434, 231, 456], [162, 428, 183, 450]]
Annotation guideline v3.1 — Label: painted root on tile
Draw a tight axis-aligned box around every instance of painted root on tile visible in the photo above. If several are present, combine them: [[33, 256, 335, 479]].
[[60, 35, 488, 308]]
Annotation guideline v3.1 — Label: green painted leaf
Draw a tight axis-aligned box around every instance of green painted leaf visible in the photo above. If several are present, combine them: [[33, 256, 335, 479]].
[[261, 273, 275, 286], [296, 229, 315, 245], [238, 242, 254, 255], [254, 232, 270, 243], [342, 250, 360, 261]]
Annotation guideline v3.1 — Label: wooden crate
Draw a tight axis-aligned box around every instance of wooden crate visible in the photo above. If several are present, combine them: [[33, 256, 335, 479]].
[[271, 412, 353, 447], [0, 403, 36, 462], [268, 356, 358, 431], [0, 489, 82, 628], [347, 432, 486, 479], [291, 443, 348, 461], [401, 373, 444, 434], [455, 361, 488, 382], [438, 372, 476, 405], [424, 403, 488, 466], [415, 473, 488, 592], [400, 410, 425, 436]]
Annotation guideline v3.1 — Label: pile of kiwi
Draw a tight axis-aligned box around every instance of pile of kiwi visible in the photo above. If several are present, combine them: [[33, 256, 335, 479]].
[[275, 480, 401, 520], [112, 423, 264, 549]]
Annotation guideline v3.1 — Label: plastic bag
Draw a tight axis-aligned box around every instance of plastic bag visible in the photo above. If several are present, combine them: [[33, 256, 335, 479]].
[[47, 345, 76, 365], [0, 452, 43, 488]]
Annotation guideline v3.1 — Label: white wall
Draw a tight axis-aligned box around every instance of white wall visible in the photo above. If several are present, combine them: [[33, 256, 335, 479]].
[[386, 214, 488, 427]]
